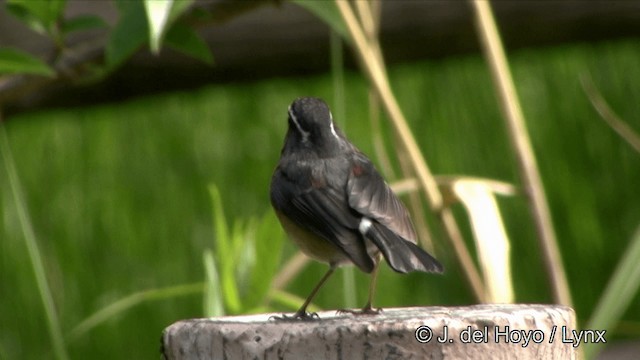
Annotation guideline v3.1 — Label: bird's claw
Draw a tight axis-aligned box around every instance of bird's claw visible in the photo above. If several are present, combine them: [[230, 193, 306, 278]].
[[269, 311, 320, 321]]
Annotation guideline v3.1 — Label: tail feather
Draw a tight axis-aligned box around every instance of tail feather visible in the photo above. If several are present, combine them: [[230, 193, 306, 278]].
[[366, 222, 443, 274]]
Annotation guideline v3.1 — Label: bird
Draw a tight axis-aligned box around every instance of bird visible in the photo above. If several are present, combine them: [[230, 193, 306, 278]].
[[270, 97, 443, 320]]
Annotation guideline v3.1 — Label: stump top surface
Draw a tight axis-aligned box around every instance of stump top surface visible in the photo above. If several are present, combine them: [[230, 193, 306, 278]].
[[171, 303, 573, 325], [162, 304, 578, 360]]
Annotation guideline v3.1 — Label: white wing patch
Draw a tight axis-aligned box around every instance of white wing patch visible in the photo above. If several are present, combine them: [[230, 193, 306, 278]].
[[358, 217, 373, 235]]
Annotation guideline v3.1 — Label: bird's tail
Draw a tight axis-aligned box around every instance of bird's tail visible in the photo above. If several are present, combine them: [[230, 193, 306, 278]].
[[365, 222, 444, 274]]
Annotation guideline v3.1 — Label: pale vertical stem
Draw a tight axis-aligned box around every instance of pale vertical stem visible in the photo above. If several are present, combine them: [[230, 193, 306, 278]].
[[357, 0, 436, 252], [470, 0, 572, 306], [355, 1, 395, 178], [336, 0, 487, 302], [336, 0, 440, 213], [330, 28, 357, 309]]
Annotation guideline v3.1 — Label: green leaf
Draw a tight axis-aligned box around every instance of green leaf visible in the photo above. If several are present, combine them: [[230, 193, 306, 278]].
[[246, 213, 284, 309], [61, 15, 108, 35], [167, 0, 194, 25], [106, 1, 148, 69], [232, 219, 253, 291], [0, 48, 55, 77], [584, 224, 640, 359], [6, 3, 45, 34], [6, 0, 66, 35], [67, 283, 204, 341], [143, 0, 174, 54], [291, 0, 350, 42], [208, 184, 241, 313], [207, 185, 285, 314], [209, 185, 229, 261], [165, 23, 214, 65], [203, 250, 225, 317], [143, 0, 194, 54]]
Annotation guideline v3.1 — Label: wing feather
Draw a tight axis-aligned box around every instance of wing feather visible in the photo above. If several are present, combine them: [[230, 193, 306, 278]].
[[346, 152, 443, 274], [346, 152, 417, 242]]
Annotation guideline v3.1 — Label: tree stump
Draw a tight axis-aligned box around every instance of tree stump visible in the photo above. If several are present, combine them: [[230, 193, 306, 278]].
[[162, 304, 579, 359]]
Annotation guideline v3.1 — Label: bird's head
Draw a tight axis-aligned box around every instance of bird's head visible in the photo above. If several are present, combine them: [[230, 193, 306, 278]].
[[284, 97, 345, 155]]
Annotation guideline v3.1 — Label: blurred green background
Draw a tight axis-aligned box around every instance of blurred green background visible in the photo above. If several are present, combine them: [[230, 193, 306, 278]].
[[1, 38, 640, 358]]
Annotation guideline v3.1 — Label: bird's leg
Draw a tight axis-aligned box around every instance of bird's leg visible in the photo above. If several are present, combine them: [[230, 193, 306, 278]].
[[338, 254, 383, 316], [294, 266, 335, 317], [272, 266, 336, 321], [361, 255, 383, 314]]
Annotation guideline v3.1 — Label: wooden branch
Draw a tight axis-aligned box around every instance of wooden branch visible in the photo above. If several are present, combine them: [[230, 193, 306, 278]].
[[162, 304, 580, 359]]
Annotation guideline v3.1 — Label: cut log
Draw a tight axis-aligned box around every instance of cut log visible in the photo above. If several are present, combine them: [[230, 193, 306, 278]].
[[162, 304, 579, 359]]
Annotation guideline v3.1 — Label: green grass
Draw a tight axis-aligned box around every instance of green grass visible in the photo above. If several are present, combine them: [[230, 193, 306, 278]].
[[1, 39, 639, 358]]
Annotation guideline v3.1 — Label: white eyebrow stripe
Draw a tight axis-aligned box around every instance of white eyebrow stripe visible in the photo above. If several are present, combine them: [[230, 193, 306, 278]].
[[288, 107, 310, 142], [329, 113, 339, 140]]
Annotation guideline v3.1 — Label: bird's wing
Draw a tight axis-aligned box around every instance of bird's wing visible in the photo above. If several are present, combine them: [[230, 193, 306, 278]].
[[346, 152, 443, 274], [346, 152, 417, 242], [270, 168, 375, 272]]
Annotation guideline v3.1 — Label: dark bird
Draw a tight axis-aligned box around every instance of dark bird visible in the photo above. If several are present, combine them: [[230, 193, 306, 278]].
[[270, 97, 443, 319]]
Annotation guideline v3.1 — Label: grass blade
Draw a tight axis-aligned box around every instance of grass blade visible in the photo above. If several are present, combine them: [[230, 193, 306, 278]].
[[584, 225, 640, 359], [203, 250, 224, 317], [0, 124, 69, 360], [581, 73, 640, 155], [67, 283, 203, 342], [208, 184, 241, 313]]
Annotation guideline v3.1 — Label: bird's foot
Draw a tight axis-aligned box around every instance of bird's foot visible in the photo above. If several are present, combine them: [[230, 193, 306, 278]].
[[269, 311, 320, 322]]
